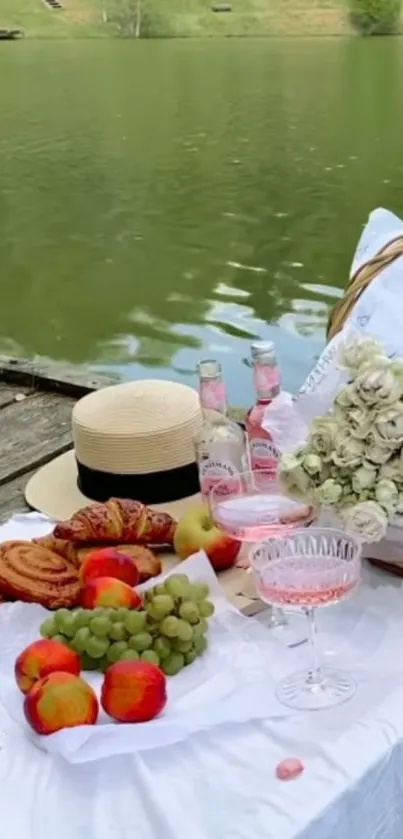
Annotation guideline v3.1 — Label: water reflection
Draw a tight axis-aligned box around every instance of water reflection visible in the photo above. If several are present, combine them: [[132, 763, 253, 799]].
[[0, 38, 403, 399]]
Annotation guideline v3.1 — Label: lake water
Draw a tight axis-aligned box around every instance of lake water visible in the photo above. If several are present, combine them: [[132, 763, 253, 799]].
[[1, 37, 403, 405]]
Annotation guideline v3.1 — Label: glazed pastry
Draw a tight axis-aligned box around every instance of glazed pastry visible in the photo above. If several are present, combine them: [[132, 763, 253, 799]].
[[0, 540, 80, 609], [33, 535, 81, 567], [54, 498, 176, 547], [77, 543, 162, 582]]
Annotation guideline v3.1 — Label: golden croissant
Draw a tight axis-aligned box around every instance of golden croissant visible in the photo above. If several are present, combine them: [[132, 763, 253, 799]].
[[54, 498, 176, 546]]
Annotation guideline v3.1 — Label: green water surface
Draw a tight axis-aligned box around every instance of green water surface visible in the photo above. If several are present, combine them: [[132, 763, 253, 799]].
[[0, 37, 402, 404]]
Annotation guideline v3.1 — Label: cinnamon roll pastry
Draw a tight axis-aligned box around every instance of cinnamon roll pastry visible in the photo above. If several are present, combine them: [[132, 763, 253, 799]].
[[33, 535, 81, 567], [0, 541, 80, 609]]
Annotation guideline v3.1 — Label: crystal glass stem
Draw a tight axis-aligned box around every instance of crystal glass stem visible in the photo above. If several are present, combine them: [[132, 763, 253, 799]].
[[304, 607, 322, 687]]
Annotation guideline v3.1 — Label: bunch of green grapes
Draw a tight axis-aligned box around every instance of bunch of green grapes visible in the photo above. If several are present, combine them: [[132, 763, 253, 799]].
[[39, 574, 214, 677], [143, 574, 214, 676]]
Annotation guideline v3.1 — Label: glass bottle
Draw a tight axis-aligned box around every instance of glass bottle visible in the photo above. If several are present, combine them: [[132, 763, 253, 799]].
[[246, 341, 281, 478], [195, 359, 247, 500]]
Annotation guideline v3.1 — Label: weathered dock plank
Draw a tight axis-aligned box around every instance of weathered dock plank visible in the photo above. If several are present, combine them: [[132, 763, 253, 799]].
[[0, 383, 30, 409], [0, 391, 75, 486], [0, 470, 36, 521], [0, 356, 115, 398]]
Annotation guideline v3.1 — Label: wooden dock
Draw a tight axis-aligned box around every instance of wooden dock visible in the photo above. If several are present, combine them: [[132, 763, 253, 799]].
[[0, 357, 115, 523]]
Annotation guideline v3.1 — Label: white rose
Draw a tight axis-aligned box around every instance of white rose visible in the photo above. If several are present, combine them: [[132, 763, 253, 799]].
[[342, 500, 388, 543], [352, 465, 377, 493], [373, 406, 403, 450], [338, 336, 383, 373], [395, 493, 403, 515], [334, 384, 362, 413], [348, 407, 373, 441], [302, 453, 323, 476], [314, 478, 343, 506], [354, 368, 402, 408], [331, 435, 364, 469], [389, 359, 403, 385], [278, 452, 312, 501], [375, 479, 398, 515], [380, 457, 403, 484], [309, 417, 336, 461], [364, 436, 394, 466]]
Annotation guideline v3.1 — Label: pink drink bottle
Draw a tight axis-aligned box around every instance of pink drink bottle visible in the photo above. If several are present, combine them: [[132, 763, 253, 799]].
[[246, 341, 281, 478], [195, 359, 247, 500]]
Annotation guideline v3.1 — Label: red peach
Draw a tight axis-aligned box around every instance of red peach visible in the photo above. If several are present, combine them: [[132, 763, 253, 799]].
[[24, 672, 98, 735], [81, 576, 142, 609], [79, 548, 140, 588], [101, 660, 167, 723], [15, 639, 81, 695]]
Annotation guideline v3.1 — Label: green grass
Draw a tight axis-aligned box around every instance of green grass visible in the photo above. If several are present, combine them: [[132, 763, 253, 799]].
[[1, 0, 399, 38]]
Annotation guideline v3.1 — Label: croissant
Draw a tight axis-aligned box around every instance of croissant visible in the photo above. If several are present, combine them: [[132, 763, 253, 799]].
[[54, 498, 177, 546]]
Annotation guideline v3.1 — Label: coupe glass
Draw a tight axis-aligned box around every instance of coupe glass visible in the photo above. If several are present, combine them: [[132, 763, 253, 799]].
[[250, 527, 362, 710], [209, 470, 316, 647]]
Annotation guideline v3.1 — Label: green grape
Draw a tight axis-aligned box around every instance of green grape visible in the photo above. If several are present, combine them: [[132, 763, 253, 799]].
[[160, 616, 181, 638], [116, 607, 129, 620], [162, 652, 185, 676], [92, 607, 107, 618], [74, 609, 91, 628], [184, 649, 197, 665], [54, 608, 72, 632], [71, 627, 91, 652], [109, 609, 122, 622], [80, 653, 101, 671], [193, 618, 208, 638], [89, 616, 111, 637], [153, 637, 171, 660], [165, 575, 191, 599], [109, 622, 127, 642], [144, 589, 154, 603], [124, 610, 146, 635], [194, 635, 208, 655], [141, 650, 160, 666], [129, 632, 153, 652], [85, 635, 110, 659], [52, 633, 67, 645], [178, 601, 200, 624], [188, 582, 210, 602], [198, 600, 215, 618], [107, 641, 128, 663], [154, 583, 168, 596], [98, 656, 110, 673], [176, 620, 193, 643], [120, 649, 140, 661], [40, 617, 56, 638], [172, 638, 192, 653], [147, 594, 175, 621]]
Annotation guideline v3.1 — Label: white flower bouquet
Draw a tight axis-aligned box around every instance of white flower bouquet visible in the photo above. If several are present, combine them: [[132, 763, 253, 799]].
[[278, 336, 403, 544]]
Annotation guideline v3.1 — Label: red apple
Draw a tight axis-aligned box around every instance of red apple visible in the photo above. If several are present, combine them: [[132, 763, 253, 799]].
[[101, 660, 167, 723], [81, 577, 142, 609], [79, 548, 140, 588], [24, 672, 98, 735], [173, 503, 240, 571], [15, 639, 81, 695]]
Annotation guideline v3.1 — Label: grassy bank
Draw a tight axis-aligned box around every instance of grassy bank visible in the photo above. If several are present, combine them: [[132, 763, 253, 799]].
[[0, 0, 399, 38]]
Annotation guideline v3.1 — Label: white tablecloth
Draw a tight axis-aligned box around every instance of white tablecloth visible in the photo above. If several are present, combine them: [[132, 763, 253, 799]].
[[1, 515, 403, 839]]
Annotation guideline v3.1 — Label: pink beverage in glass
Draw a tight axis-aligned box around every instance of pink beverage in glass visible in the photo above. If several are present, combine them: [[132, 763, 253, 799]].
[[246, 341, 281, 479], [195, 360, 247, 500]]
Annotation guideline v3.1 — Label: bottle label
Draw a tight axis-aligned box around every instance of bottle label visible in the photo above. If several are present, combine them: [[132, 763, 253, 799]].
[[199, 379, 227, 412], [253, 364, 280, 399], [199, 459, 242, 499], [250, 438, 279, 477]]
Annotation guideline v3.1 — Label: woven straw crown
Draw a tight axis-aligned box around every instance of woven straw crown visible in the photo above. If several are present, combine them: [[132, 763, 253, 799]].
[[73, 379, 203, 475]]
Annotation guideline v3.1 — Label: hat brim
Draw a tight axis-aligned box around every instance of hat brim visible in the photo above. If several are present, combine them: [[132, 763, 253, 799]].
[[25, 450, 201, 522]]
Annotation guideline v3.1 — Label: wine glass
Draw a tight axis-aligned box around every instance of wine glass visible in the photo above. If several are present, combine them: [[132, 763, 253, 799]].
[[250, 527, 362, 710], [209, 470, 316, 647]]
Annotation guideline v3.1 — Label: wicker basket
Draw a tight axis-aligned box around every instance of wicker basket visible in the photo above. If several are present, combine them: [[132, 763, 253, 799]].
[[327, 234, 403, 575]]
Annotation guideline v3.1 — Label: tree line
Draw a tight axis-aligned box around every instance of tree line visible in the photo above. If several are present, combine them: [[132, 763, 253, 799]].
[[349, 0, 402, 34]]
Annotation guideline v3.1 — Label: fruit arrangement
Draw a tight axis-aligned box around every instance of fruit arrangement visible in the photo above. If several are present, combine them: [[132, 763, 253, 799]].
[[39, 574, 214, 677]]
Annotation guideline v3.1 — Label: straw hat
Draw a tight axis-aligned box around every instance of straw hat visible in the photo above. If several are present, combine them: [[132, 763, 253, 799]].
[[25, 379, 203, 521]]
